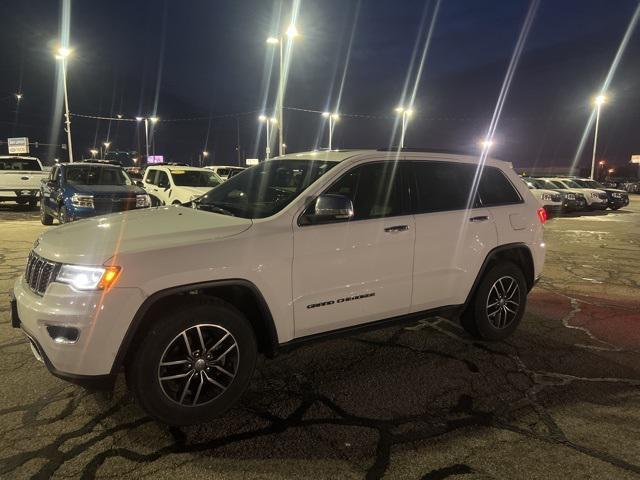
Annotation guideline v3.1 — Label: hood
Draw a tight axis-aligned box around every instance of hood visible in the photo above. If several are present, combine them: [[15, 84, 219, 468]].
[[601, 187, 627, 194], [34, 206, 252, 265], [532, 188, 559, 196], [176, 186, 213, 195], [71, 184, 146, 196]]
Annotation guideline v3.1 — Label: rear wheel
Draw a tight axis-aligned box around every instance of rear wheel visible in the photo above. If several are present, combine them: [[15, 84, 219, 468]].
[[461, 262, 527, 341], [40, 201, 54, 225], [126, 297, 257, 425]]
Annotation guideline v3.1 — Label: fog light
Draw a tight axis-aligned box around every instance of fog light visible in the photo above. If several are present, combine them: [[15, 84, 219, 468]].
[[46, 325, 79, 344]]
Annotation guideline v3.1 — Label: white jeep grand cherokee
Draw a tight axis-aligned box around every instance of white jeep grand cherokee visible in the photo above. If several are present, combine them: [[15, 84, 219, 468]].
[[11, 150, 546, 425]]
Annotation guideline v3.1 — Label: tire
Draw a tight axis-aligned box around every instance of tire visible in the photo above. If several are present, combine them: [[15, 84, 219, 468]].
[[126, 297, 257, 426], [58, 205, 68, 224], [172, 200, 182, 206], [610, 205, 621, 211], [149, 195, 162, 207], [40, 201, 54, 225], [28, 198, 38, 209], [461, 262, 527, 341]]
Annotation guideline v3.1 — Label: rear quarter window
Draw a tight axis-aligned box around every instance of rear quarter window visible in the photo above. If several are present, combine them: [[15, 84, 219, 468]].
[[478, 167, 522, 206]]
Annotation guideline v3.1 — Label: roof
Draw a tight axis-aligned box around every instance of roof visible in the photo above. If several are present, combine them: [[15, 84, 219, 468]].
[[272, 149, 512, 168], [60, 162, 122, 168], [146, 165, 212, 171], [0, 155, 40, 160]]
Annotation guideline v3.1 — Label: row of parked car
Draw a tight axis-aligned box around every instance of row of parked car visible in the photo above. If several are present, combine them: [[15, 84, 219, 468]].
[[0, 155, 632, 225], [521, 176, 630, 215]]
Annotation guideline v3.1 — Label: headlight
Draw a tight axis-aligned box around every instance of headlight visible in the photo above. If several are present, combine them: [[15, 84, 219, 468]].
[[590, 192, 599, 198], [71, 194, 94, 208], [566, 193, 575, 200], [612, 192, 622, 198], [136, 194, 151, 208], [541, 193, 553, 201], [56, 265, 121, 291]]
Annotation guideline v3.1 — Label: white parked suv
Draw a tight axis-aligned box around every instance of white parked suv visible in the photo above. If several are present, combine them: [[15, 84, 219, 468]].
[[205, 165, 245, 181], [11, 150, 546, 425], [142, 165, 222, 205]]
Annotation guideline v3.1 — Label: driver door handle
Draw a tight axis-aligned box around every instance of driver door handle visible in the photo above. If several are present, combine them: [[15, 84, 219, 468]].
[[469, 215, 490, 222], [384, 225, 409, 233]]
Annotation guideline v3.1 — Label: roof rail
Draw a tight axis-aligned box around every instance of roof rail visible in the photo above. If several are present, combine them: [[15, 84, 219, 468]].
[[376, 146, 476, 156]]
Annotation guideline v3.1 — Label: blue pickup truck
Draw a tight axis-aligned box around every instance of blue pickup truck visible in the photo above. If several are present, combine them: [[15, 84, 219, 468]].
[[39, 162, 150, 225]]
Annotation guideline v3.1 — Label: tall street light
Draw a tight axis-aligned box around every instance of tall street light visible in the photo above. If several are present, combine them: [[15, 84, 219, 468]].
[[15, 93, 22, 101], [55, 47, 74, 162], [136, 116, 159, 161], [267, 23, 299, 157], [102, 141, 111, 159], [590, 94, 606, 179], [395, 107, 413, 149], [90, 149, 98, 159], [259, 115, 277, 160], [322, 112, 340, 150]]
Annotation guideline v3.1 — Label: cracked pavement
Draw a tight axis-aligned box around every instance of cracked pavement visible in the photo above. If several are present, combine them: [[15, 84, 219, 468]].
[[1, 199, 639, 479]]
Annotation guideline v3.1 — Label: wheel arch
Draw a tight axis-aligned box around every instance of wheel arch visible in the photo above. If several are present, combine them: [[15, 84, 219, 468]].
[[111, 279, 279, 374], [464, 242, 535, 309]]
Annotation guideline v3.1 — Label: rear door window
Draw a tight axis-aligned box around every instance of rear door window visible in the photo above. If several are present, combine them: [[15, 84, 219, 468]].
[[478, 167, 522, 206], [410, 161, 480, 213]]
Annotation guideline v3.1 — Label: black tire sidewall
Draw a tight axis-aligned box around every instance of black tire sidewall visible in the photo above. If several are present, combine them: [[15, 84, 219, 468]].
[[472, 262, 527, 341], [40, 201, 53, 225], [127, 299, 257, 426]]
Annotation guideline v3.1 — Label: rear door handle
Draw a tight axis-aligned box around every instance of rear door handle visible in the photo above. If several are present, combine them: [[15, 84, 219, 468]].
[[469, 215, 490, 222], [384, 225, 409, 232]]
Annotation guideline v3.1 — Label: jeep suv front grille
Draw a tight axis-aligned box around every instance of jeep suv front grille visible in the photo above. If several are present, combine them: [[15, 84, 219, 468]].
[[551, 193, 562, 202], [24, 251, 61, 296], [598, 192, 608, 200]]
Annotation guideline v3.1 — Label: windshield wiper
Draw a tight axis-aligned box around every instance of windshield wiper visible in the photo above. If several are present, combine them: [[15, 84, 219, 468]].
[[195, 202, 235, 216]]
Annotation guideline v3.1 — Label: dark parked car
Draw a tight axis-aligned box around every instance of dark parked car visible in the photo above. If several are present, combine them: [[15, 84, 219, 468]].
[[572, 178, 630, 210], [40, 163, 151, 225], [523, 177, 586, 212]]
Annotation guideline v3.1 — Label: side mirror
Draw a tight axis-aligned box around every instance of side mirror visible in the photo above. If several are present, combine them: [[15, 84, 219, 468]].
[[135, 180, 144, 188], [300, 194, 354, 225]]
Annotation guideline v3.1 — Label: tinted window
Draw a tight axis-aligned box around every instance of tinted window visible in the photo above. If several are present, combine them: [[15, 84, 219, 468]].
[[324, 162, 404, 220], [410, 161, 479, 213], [65, 166, 131, 186], [144, 169, 158, 185], [171, 170, 221, 187], [0, 158, 41, 171], [478, 167, 522, 206], [216, 168, 230, 177], [157, 171, 170, 187]]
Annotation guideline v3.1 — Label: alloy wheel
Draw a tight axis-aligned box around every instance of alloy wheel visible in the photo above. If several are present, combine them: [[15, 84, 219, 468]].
[[157, 324, 239, 407], [486, 275, 520, 329]]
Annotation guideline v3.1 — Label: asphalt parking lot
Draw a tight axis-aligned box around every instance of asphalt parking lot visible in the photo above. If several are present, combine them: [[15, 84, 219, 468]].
[[1, 200, 639, 479]]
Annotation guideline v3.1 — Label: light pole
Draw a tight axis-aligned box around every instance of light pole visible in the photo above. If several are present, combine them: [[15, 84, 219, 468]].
[[395, 107, 414, 149], [90, 149, 98, 159], [322, 112, 340, 150], [136, 116, 158, 161], [590, 94, 606, 179], [102, 141, 111, 159], [259, 115, 277, 160], [201, 150, 209, 167], [267, 23, 299, 157], [55, 47, 74, 162], [15, 93, 22, 101]]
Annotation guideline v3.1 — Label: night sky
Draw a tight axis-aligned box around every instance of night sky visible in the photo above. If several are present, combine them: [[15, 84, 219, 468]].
[[1, 0, 639, 169]]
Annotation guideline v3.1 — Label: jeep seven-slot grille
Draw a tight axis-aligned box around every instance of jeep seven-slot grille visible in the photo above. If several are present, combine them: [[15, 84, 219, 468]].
[[551, 193, 562, 202], [25, 251, 60, 296]]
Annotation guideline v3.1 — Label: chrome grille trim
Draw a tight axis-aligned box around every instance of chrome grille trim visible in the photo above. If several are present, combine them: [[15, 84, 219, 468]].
[[24, 251, 61, 296]]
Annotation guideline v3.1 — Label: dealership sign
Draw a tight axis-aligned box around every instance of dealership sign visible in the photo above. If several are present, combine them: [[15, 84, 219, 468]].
[[7, 137, 29, 154], [631, 155, 640, 164], [245, 158, 259, 166]]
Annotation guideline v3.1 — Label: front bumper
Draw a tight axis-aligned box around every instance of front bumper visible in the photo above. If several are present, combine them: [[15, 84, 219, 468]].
[[12, 275, 146, 380], [589, 200, 609, 210], [608, 196, 629, 208]]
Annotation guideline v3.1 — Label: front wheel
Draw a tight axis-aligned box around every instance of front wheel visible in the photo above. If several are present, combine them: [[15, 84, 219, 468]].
[[126, 298, 257, 425], [58, 205, 68, 224], [40, 201, 54, 225], [610, 205, 621, 211], [461, 262, 527, 341]]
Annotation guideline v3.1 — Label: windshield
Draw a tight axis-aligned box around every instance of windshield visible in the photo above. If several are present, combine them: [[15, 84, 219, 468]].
[[197, 159, 337, 219], [523, 178, 545, 189], [560, 179, 581, 188], [65, 166, 131, 186], [548, 180, 566, 189], [171, 170, 221, 187], [575, 179, 603, 189], [0, 158, 41, 171]]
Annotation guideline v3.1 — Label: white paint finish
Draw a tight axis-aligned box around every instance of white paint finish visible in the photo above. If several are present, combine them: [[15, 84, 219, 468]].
[[292, 215, 415, 336], [411, 208, 498, 310]]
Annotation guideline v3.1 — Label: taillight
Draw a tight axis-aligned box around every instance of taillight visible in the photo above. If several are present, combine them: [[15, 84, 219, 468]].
[[537, 207, 547, 224]]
